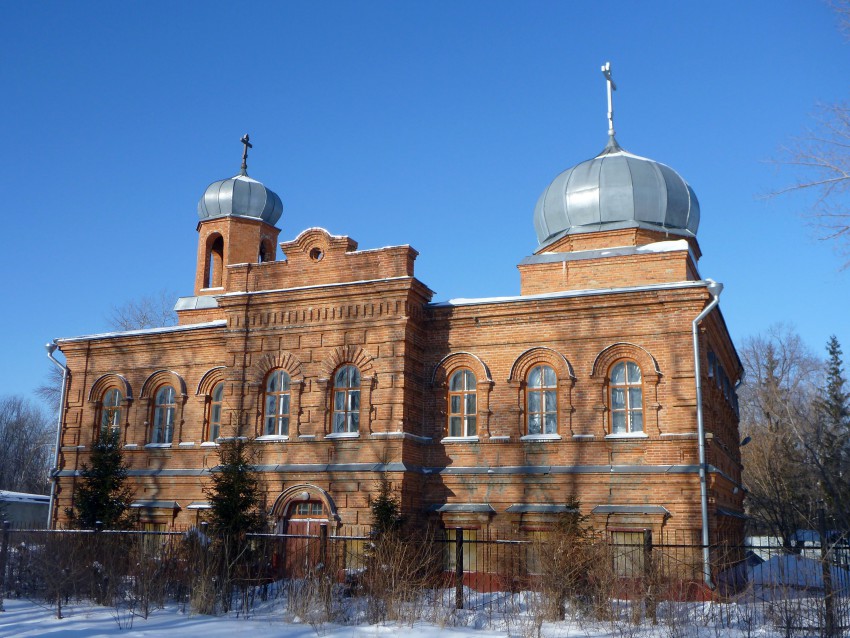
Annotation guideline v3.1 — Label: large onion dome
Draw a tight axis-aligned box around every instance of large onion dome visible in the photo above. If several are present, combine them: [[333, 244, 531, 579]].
[[197, 173, 283, 225], [533, 137, 700, 246]]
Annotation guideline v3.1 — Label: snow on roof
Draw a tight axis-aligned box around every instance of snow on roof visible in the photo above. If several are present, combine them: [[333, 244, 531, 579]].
[[0, 490, 49, 504], [57, 320, 227, 345], [216, 276, 419, 298], [431, 279, 712, 308], [750, 554, 850, 590]]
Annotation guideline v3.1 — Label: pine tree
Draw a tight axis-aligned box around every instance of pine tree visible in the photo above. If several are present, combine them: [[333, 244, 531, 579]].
[[66, 429, 134, 529], [816, 336, 850, 529], [822, 336, 850, 431], [202, 439, 265, 613], [204, 439, 265, 537], [368, 477, 403, 536]]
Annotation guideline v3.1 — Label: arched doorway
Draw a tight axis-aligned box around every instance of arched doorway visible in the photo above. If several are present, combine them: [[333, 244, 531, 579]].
[[270, 485, 339, 577]]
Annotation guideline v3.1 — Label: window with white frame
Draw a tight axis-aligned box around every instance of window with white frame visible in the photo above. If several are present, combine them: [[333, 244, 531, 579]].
[[448, 369, 477, 437], [151, 386, 176, 444], [100, 388, 123, 439], [609, 360, 643, 434], [526, 365, 557, 435], [333, 365, 361, 433], [207, 382, 224, 441], [264, 370, 291, 436]]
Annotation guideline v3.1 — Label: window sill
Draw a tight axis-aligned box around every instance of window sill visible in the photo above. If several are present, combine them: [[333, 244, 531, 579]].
[[325, 432, 359, 439], [144, 443, 173, 449], [488, 435, 511, 442], [520, 434, 562, 442], [178, 441, 195, 448], [256, 435, 290, 442], [124, 444, 139, 449], [605, 432, 649, 440], [199, 441, 219, 448], [441, 436, 480, 444]]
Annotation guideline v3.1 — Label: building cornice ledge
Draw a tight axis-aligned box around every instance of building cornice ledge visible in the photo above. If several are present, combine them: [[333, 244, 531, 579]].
[[430, 280, 710, 308]]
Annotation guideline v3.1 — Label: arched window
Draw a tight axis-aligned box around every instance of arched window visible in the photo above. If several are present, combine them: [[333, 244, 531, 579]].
[[333, 365, 360, 434], [207, 382, 224, 441], [151, 385, 176, 444], [264, 370, 291, 436], [448, 369, 477, 437], [609, 360, 643, 434], [526, 365, 557, 435], [100, 388, 123, 439]]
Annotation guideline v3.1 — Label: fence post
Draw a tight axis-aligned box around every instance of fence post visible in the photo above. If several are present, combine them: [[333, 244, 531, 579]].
[[643, 529, 656, 624], [819, 506, 836, 638], [319, 523, 328, 570], [0, 521, 10, 612], [455, 527, 463, 610], [199, 521, 209, 586]]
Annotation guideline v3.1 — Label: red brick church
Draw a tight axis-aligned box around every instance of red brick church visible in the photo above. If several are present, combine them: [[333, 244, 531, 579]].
[[51, 79, 744, 555]]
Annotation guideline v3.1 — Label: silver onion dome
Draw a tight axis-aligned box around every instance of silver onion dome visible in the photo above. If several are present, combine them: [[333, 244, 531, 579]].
[[197, 173, 283, 225], [533, 137, 700, 246]]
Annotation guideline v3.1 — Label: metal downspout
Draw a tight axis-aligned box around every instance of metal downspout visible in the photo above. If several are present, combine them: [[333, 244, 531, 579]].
[[45, 340, 68, 528], [693, 279, 722, 589]]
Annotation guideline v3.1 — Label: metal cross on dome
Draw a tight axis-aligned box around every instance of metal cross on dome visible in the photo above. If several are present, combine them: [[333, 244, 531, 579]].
[[601, 62, 617, 138], [240, 133, 252, 175]]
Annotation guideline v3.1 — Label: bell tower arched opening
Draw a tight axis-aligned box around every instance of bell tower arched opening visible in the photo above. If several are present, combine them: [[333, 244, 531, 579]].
[[205, 234, 224, 289]]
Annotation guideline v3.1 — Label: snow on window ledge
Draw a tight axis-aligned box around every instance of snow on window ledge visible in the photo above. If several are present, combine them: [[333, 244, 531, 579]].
[[605, 432, 649, 440], [441, 436, 480, 444], [520, 434, 562, 442], [256, 435, 290, 442], [325, 432, 360, 439], [199, 441, 219, 447]]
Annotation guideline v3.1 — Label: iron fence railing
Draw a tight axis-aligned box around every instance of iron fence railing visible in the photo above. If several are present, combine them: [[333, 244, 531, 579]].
[[2, 522, 850, 635]]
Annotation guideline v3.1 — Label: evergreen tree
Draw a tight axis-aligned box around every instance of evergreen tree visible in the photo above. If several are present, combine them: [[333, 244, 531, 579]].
[[66, 429, 134, 529], [204, 439, 265, 537], [822, 336, 850, 430], [202, 439, 265, 613], [368, 477, 403, 536], [815, 336, 850, 529]]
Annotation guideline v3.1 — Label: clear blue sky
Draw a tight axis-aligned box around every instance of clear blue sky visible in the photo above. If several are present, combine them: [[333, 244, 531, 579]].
[[2, 1, 848, 401]]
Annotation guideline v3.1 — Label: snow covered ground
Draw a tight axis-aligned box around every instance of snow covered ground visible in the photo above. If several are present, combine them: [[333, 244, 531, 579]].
[[0, 597, 628, 638]]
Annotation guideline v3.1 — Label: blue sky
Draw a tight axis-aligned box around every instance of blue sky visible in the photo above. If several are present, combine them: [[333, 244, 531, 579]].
[[2, 1, 848, 401]]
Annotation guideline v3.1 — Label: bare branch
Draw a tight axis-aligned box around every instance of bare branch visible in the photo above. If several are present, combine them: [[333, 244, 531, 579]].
[[107, 290, 178, 331], [770, 102, 850, 266]]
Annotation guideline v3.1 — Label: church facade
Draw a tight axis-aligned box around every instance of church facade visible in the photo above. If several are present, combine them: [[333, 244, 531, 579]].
[[52, 122, 744, 551]]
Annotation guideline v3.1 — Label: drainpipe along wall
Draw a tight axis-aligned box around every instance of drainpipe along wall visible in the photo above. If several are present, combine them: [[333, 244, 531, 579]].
[[693, 279, 722, 589], [45, 340, 68, 529]]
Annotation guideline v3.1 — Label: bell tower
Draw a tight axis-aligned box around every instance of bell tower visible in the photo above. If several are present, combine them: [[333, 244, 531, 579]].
[[194, 134, 283, 295]]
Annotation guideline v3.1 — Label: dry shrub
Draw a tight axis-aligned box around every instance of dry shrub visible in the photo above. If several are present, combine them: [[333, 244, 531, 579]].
[[529, 506, 612, 622], [360, 528, 442, 624]]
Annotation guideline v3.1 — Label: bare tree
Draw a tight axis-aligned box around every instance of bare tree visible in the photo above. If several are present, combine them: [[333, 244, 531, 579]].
[[0, 395, 54, 494], [35, 364, 63, 412], [773, 5, 850, 263], [107, 289, 177, 331], [774, 103, 850, 261], [37, 289, 178, 411], [739, 325, 823, 547]]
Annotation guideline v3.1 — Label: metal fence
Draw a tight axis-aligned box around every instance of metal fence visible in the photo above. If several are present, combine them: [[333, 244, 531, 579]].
[[2, 522, 850, 635]]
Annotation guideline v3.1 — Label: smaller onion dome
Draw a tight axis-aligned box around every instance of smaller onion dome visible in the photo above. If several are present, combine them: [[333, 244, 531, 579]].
[[197, 134, 283, 226], [533, 137, 700, 246], [197, 174, 283, 225]]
